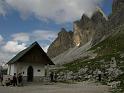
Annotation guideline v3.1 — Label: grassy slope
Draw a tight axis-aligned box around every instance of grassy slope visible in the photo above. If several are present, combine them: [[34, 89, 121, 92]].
[[91, 25, 124, 57], [64, 24, 124, 68]]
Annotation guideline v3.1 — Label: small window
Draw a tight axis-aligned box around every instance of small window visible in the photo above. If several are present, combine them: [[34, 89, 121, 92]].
[[37, 69, 41, 72]]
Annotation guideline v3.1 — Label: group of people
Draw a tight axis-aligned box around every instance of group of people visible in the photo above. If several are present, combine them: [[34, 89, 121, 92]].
[[0, 73, 23, 87], [12, 73, 23, 86], [50, 72, 58, 82]]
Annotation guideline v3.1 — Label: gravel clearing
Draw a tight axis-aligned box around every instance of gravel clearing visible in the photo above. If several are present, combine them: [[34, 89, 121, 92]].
[[0, 81, 111, 93]]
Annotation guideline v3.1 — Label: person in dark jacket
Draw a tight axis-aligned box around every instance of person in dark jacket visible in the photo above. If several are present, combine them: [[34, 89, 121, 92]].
[[0, 74, 3, 86], [98, 70, 102, 81], [50, 72, 54, 82], [13, 73, 17, 86], [54, 73, 58, 83], [17, 73, 23, 86]]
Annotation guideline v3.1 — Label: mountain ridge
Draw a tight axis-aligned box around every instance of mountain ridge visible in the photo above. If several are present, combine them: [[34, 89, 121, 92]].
[[47, 7, 108, 58]]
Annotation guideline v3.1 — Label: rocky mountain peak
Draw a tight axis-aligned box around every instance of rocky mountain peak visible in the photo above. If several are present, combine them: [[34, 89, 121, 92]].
[[74, 14, 90, 27], [58, 28, 67, 36], [47, 28, 74, 58], [60, 28, 67, 32], [91, 7, 108, 23], [81, 14, 90, 23]]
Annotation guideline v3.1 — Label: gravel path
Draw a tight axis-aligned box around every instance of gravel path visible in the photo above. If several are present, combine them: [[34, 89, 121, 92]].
[[0, 81, 111, 93]]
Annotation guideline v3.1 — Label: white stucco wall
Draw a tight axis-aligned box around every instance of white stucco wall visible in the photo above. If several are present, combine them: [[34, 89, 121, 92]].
[[7, 65, 10, 75], [33, 64, 45, 77], [8, 64, 17, 75], [8, 62, 45, 77]]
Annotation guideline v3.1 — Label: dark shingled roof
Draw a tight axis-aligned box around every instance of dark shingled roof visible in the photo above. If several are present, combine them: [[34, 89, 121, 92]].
[[7, 41, 54, 65]]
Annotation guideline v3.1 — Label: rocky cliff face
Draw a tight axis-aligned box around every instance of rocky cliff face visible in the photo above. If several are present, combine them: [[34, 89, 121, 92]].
[[109, 0, 124, 29], [91, 9, 108, 45], [47, 28, 74, 58], [73, 8, 108, 46], [47, 8, 108, 58], [73, 14, 94, 46]]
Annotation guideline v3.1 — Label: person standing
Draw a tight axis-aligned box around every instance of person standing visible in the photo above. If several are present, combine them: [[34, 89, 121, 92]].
[[98, 70, 102, 81], [0, 74, 3, 86], [18, 73, 23, 86], [13, 73, 17, 86], [50, 72, 54, 82], [54, 73, 58, 83]]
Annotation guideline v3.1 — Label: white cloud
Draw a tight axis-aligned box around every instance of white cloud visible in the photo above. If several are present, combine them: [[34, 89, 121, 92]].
[[4, 0, 103, 23], [11, 30, 57, 43], [32, 30, 57, 42], [3, 41, 27, 53], [0, 40, 27, 63], [31, 30, 57, 52], [0, 35, 4, 42], [0, 50, 14, 63], [11, 33, 30, 42], [9, 30, 57, 53]]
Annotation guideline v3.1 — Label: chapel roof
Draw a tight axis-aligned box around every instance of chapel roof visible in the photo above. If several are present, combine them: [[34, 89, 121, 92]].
[[7, 41, 54, 65]]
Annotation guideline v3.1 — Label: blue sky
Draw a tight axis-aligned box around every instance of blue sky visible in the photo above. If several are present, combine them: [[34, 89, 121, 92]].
[[0, 0, 112, 35], [0, 0, 112, 63], [101, 0, 113, 15]]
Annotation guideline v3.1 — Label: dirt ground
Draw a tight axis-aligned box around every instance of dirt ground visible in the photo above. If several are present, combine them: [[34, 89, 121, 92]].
[[0, 81, 111, 93]]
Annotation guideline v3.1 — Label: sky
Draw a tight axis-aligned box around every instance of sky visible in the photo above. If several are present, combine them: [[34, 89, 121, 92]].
[[0, 0, 113, 64]]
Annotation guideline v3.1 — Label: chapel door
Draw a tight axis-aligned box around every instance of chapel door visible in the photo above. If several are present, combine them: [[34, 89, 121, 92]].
[[27, 66, 33, 82]]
